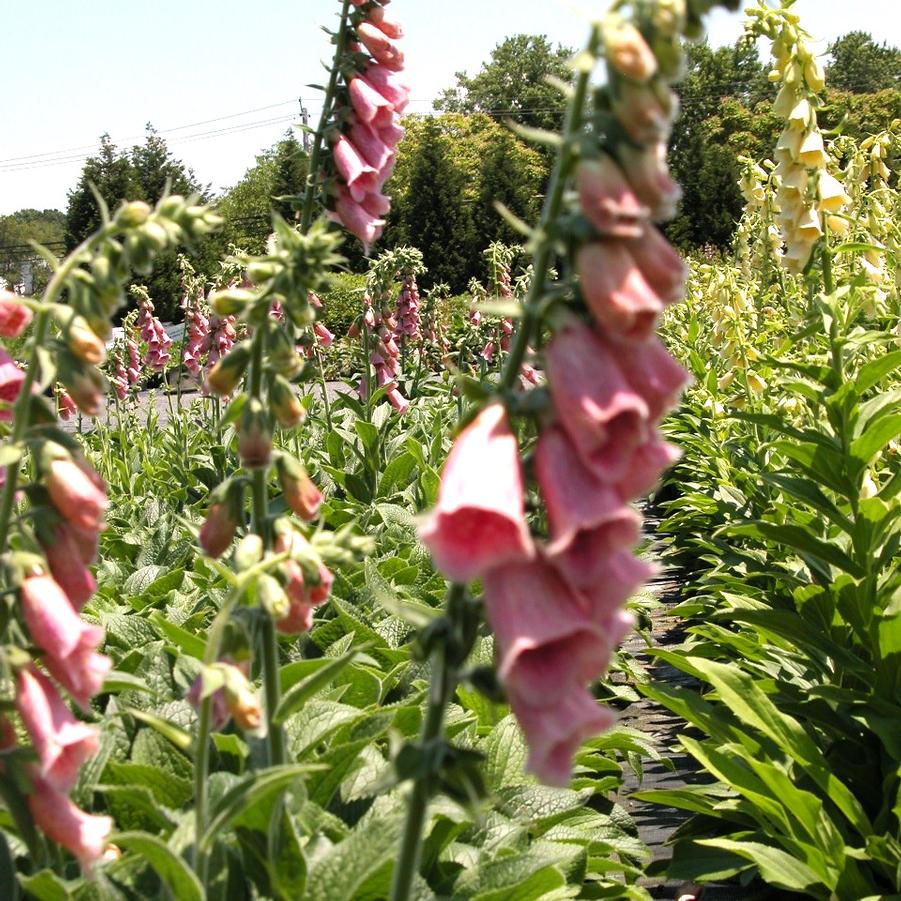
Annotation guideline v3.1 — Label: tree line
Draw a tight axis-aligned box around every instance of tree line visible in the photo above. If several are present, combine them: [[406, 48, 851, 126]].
[[2, 31, 898, 317]]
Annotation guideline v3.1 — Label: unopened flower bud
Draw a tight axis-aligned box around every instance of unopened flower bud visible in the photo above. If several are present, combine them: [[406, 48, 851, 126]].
[[199, 502, 238, 558], [234, 534, 264, 570], [116, 201, 151, 227], [270, 375, 305, 429], [238, 400, 272, 469], [604, 18, 657, 82], [206, 341, 251, 396], [221, 666, 263, 734], [269, 330, 303, 378], [276, 455, 322, 521], [66, 316, 106, 366], [257, 573, 290, 619], [209, 289, 256, 317]]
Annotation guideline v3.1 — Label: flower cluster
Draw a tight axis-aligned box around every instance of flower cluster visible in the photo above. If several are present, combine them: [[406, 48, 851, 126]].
[[10, 441, 114, 867], [329, 0, 408, 251], [393, 272, 421, 344], [183, 293, 211, 377], [419, 4, 713, 785], [134, 289, 173, 371], [0, 195, 221, 871], [358, 295, 407, 413], [746, 1, 849, 273]]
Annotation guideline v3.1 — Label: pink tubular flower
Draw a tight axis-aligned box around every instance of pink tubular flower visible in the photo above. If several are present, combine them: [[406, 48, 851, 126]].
[[16, 668, 99, 792], [481, 555, 622, 786], [364, 65, 409, 110], [509, 688, 615, 787], [366, 5, 403, 40], [0, 291, 33, 337], [386, 385, 409, 414], [627, 225, 687, 303], [616, 438, 681, 501], [21, 574, 109, 709], [45, 456, 107, 533], [112, 359, 128, 401], [357, 21, 404, 70], [329, 189, 385, 254], [349, 122, 394, 171], [577, 242, 664, 342], [333, 135, 380, 202], [58, 390, 77, 421], [349, 77, 395, 129], [617, 141, 682, 222], [314, 322, 334, 347], [41, 523, 97, 610], [576, 157, 648, 239], [601, 335, 689, 423], [545, 323, 650, 482], [419, 404, 533, 582], [0, 349, 25, 422], [28, 775, 113, 871], [535, 425, 641, 560], [482, 559, 610, 706]]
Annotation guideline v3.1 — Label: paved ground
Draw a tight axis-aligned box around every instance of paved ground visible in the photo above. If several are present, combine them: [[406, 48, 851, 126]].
[[62, 381, 349, 432]]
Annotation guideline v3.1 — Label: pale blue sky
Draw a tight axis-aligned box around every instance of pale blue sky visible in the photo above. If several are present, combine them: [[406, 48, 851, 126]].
[[3, 0, 898, 215]]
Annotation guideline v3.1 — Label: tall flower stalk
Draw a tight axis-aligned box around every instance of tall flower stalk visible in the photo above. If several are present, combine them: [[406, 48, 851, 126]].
[[389, 1, 740, 898], [0, 194, 221, 873]]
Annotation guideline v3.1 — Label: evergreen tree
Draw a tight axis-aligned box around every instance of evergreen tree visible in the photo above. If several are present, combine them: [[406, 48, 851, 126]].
[[390, 118, 475, 292]]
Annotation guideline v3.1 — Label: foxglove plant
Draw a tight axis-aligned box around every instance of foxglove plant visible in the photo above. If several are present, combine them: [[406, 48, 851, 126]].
[[297, 0, 408, 250], [745, 0, 849, 274], [389, 1, 739, 898], [133, 285, 173, 371], [194, 217, 372, 884], [0, 193, 221, 873]]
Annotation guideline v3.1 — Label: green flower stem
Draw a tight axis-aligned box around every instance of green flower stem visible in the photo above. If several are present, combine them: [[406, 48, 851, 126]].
[[299, 0, 352, 233], [362, 320, 373, 423], [389, 582, 465, 901], [497, 25, 599, 394], [246, 325, 287, 767]]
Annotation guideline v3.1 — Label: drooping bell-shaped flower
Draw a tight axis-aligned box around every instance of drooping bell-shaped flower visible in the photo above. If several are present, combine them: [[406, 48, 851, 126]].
[[419, 403, 533, 581], [0, 291, 33, 337], [545, 322, 650, 482], [577, 242, 664, 342], [28, 775, 113, 871], [16, 667, 99, 792], [600, 334, 689, 422], [535, 425, 641, 560], [576, 157, 648, 239]]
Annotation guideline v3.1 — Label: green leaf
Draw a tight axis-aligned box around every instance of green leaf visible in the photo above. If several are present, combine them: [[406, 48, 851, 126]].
[[112, 831, 204, 901], [102, 671, 157, 696], [147, 610, 206, 659], [727, 521, 863, 577], [365, 558, 437, 628], [850, 414, 901, 467], [202, 764, 322, 850], [856, 350, 901, 394], [16, 870, 73, 901], [274, 643, 369, 724], [125, 708, 193, 753], [695, 838, 824, 893]]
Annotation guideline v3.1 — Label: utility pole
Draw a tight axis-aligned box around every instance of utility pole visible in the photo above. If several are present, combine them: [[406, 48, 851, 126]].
[[299, 98, 311, 152]]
